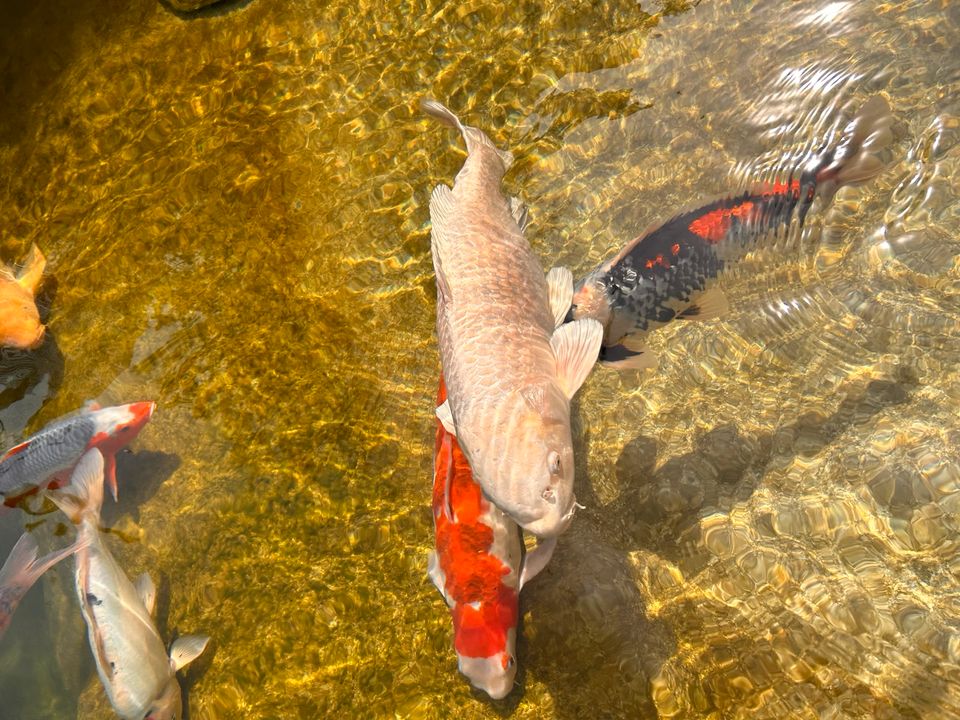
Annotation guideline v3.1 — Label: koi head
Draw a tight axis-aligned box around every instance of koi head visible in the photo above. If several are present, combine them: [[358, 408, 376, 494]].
[[143, 677, 182, 720], [89, 401, 156, 452], [453, 597, 518, 700], [485, 384, 576, 538], [458, 650, 517, 700]]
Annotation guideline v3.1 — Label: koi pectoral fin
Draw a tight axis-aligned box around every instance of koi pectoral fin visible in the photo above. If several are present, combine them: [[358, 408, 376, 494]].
[[599, 343, 659, 371], [427, 550, 452, 607], [551, 318, 604, 398], [519, 537, 557, 590], [509, 196, 530, 234], [436, 400, 456, 436], [546, 266, 574, 329], [135, 572, 157, 616], [678, 287, 729, 322], [169, 635, 210, 672]]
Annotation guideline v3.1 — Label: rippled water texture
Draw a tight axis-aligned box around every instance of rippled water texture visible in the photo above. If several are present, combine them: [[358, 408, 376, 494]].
[[0, 0, 958, 717]]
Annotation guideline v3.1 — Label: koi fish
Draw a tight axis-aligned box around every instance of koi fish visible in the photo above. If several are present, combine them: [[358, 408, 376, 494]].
[[0, 531, 90, 642], [0, 244, 46, 350], [570, 96, 894, 368], [0, 401, 155, 504], [428, 377, 556, 700], [423, 98, 603, 538], [50, 448, 209, 720]]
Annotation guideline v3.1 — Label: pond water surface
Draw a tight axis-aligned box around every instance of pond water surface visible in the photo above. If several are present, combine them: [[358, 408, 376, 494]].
[[1, 0, 959, 718]]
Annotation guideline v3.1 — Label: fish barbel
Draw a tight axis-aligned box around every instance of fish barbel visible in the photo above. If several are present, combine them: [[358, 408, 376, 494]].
[[423, 99, 602, 538]]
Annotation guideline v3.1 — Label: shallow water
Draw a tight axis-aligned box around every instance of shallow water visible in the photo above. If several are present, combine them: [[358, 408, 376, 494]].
[[0, 0, 958, 717]]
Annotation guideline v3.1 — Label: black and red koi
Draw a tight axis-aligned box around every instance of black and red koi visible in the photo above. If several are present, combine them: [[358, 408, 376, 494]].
[[570, 96, 893, 368]]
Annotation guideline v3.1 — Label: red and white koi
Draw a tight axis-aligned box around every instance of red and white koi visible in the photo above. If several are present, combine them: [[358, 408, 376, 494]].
[[0, 531, 89, 642], [570, 96, 894, 368], [428, 377, 556, 700], [0, 401, 155, 504]]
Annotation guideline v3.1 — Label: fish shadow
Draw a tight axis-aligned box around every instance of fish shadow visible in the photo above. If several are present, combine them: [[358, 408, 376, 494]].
[[150, 573, 216, 720], [0, 330, 65, 438], [512, 398, 676, 719], [101, 450, 182, 525], [607, 372, 916, 566], [522, 371, 917, 716]]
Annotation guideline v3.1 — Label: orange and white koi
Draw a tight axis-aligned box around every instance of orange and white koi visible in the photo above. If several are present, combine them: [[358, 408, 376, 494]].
[[570, 96, 893, 368], [428, 377, 556, 700], [0, 401, 155, 504], [0, 531, 90, 642]]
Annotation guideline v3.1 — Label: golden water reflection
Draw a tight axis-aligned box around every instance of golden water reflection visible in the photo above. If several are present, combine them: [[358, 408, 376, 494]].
[[0, 0, 958, 718]]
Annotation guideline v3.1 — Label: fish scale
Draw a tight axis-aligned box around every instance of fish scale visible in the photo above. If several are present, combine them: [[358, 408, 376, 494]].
[[424, 99, 603, 538], [0, 416, 95, 498]]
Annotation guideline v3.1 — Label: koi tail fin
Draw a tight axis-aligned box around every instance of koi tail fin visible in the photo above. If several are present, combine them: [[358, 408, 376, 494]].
[[0, 531, 89, 590], [48, 449, 105, 525], [421, 98, 515, 170], [815, 96, 893, 203]]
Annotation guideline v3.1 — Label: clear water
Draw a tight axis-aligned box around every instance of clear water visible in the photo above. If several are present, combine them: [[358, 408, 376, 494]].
[[0, 0, 958, 717]]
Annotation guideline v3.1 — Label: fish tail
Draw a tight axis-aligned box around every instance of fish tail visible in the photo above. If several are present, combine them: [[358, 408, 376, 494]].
[[421, 98, 515, 170], [814, 96, 893, 203], [421, 98, 465, 132], [48, 449, 105, 525], [0, 531, 88, 589]]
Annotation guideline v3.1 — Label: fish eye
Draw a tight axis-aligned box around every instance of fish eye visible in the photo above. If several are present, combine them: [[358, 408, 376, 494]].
[[507, 656, 515, 668], [547, 451, 561, 475]]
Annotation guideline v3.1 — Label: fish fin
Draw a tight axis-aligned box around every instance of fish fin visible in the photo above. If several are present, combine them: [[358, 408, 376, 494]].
[[550, 319, 604, 398], [1, 439, 31, 463], [421, 98, 514, 170], [15, 244, 45, 295], [0, 533, 40, 588], [436, 399, 457, 436], [678, 287, 729, 322], [48, 449, 105, 524], [429, 184, 456, 306], [817, 96, 893, 202], [103, 452, 118, 502], [82, 399, 102, 412], [519, 536, 557, 591], [546, 267, 574, 329], [0, 532, 88, 600], [135, 572, 157, 617], [421, 99, 465, 132], [509, 196, 530, 233], [169, 634, 210, 672], [426, 551, 452, 606], [600, 343, 659, 370], [496, 147, 515, 171]]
